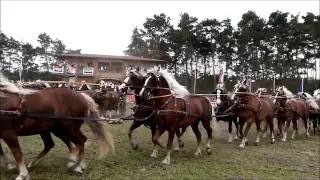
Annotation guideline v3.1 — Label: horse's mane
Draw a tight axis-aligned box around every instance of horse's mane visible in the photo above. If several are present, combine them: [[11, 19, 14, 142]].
[[0, 72, 38, 95], [282, 86, 294, 99], [303, 92, 319, 110], [314, 89, 320, 96], [159, 69, 190, 98]]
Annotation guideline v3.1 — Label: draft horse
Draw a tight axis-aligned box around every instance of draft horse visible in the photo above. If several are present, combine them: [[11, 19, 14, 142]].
[[273, 86, 310, 141], [230, 79, 276, 149], [297, 91, 320, 135], [118, 67, 185, 153], [0, 74, 114, 180], [213, 83, 239, 143], [139, 66, 216, 165]]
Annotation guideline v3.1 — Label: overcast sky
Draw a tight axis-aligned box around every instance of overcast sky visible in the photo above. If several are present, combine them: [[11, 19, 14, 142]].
[[1, 1, 319, 56]]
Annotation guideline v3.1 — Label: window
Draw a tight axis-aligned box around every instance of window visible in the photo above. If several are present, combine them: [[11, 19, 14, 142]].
[[111, 62, 122, 72], [98, 62, 110, 71]]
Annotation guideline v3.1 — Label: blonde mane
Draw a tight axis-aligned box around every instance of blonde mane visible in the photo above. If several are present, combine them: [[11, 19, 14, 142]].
[[282, 86, 294, 99], [0, 72, 38, 95], [302, 92, 319, 110], [159, 69, 190, 98]]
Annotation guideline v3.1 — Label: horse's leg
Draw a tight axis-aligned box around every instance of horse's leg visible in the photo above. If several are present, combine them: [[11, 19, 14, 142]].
[[2, 133, 29, 180], [227, 119, 233, 143], [27, 132, 55, 168], [238, 118, 245, 140], [313, 118, 317, 135], [71, 131, 87, 174], [201, 119, 213, 155], [262, 120, 269, 138], [254, 120, 262, 146], [303, 117, 310, 138], [277, 118, 282, 136], [268, 116, 275, 144], [151, 126, 166, 158], [191, 121, 202, 157], [0, 139, 16, 170], [239, 118, 254, 149], [233, 117, 239, 140], [174, 126, 186, 152], [127, 120, 143, 150], [52, 132, 79, 168], [291, 119, 298, 140], [281, 118, 291, 142], [161, 125, 176, 165]]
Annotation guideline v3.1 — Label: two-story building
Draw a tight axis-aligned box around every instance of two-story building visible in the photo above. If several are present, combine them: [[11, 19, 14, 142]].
[[54, 53, 166, 83]]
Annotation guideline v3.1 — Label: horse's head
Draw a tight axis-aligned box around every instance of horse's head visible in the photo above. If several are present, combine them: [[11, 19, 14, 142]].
[[255, 88, 267, 98], [118, 67, 145, 94], [230, 79, 249, 100], [139, 66, 161, 100], [214, 83, 226, 105], [272, 86, 293, 104]]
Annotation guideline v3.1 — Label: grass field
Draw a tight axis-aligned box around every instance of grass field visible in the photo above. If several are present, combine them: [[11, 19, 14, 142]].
[[0, 106, 319, 180]]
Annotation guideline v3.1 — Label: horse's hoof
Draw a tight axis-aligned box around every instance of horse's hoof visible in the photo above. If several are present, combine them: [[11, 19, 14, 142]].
[[174, 146, 181, 152], [234, 136, 239, 140], [161, 160, 170, 166], [130, 142, 138, 150], [238, 144, 245, 149], [8, 163, 16, 171], [206, 147, 212, 155], [15, 174, 30, 180], [73, 166, 84, 175], [271, 139, 275, 144], [281, 138, 286, 142], [194, 152, 201, 157], [254, 142, 259, 146], [180, 142, 185, 148], [245, 141, 249, 146]]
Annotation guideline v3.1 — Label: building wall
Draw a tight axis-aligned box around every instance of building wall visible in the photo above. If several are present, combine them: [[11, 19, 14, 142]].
[[60, 57, 163, 83]]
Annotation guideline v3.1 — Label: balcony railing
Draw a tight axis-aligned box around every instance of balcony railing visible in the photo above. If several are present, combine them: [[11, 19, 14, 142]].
[[52, 65, 94, 76]]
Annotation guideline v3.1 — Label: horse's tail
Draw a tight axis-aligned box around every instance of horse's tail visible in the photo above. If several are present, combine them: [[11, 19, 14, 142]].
[[203, 96, 220, 137], [80, 93, 115, 158]]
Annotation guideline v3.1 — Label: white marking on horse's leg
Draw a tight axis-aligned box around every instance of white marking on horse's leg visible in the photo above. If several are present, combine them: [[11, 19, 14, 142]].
[[228, 133, 233, 143], [161, 150, 171, 165], [67, 150, 78, 168], [234, 134, 238, 140], [174, 136, 183, 151], [271, 131, 275, 144], [255, 131, 261, 144], [73, 158, 86, 174], [194, 143, 201, 157], [15, 163, 29, 180], [262, 131, 268, 138], [150, 144, 158, 158], [306, 119, 310, 138], [281, 131, 287, 142], [239, 137, 247, 149], [291, 129, 296, 139], [205, 137, 212, 154]]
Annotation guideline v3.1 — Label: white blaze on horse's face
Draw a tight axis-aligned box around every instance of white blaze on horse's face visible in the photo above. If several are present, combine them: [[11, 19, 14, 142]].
[[216, 89, 221, 105], [273, 92, 279, 104], [139, 76, 152, 96]]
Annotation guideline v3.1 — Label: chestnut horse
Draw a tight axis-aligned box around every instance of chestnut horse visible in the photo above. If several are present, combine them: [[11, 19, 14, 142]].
[[139, 67, 217, 165], [273, 86, 310, 141], [296, 91, 320, 135], [230, 79, 276, 149], [213, 83, 239, 143], [0, 73, 114, 180], [118, 67, 185, 152]]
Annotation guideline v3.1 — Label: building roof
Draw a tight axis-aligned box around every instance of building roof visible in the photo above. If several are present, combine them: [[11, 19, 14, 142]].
[[55, 53, 166, 62]]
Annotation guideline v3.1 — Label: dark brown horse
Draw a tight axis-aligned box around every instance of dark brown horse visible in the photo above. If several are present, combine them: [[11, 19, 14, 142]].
[[230, 79, 275, 149], [139, 67, 216, 165], [0, 74, 114, 180], [213, 83, 239, 143], [273, 86, 310, 141]]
